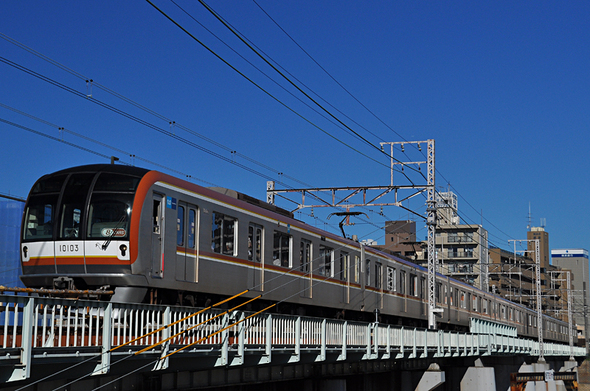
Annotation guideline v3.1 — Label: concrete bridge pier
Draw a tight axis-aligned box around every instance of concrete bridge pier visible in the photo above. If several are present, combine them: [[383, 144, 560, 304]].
[[514, 359, 570, 391], [460, 358, 496, 391], [414, 363, 445, 391], [559, 358, 578, 372]]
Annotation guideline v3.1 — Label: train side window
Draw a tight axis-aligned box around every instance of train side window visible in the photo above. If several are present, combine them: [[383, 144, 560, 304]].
[[436, 283, 442, 303], [460, 291, 466, 309], [399, 270, 406, 294], [365, 258, 371, 286], [177, 205, 185, 246], [483, 299, 488, 314], [375, 262, 382, 289], [319, 245, 333, 277], [354, 256, 360, 283], [248, 224, 263, 262], [420, 277, 425, 299], [300, 239, 311, 272], [387, 267, 396, 291], [212, 212, 237, 256], [339, 252, 349, 281], [473, 295, 478, 312], [188, 209, 196, 249], [273, 231, 291, 267], [152, 199, 161, 234], [409, 274, 417, 296]]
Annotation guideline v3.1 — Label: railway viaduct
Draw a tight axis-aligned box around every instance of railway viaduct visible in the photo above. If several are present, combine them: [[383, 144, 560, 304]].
[[0, 294, 584, 390]]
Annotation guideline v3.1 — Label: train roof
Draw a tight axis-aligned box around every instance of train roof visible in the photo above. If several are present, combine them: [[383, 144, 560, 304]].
[[40, 164, 150, 178], [208, 187, 294, 219]]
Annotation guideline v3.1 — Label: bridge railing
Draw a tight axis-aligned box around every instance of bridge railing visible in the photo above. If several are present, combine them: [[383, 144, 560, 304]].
[[0, 294, 586, 383]]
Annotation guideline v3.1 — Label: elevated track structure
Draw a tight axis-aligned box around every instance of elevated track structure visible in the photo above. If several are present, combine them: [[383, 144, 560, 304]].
[[0, 294, 584, 390]]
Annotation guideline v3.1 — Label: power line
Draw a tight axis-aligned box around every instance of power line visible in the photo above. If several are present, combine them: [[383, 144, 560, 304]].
[[250, 0, 410, 143], [0, 103, 219, 187], [144, 0, 390, 170], [197, 0, 383, 155], [0, 32, 420, 235], [0, 56, 292, 186]]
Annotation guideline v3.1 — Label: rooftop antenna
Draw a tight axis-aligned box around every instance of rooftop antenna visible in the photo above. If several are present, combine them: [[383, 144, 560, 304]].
[[527, 202, 532, 231]]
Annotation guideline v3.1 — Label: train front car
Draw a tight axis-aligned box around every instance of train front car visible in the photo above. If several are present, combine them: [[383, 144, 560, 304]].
[[20, 164, 150, 302]]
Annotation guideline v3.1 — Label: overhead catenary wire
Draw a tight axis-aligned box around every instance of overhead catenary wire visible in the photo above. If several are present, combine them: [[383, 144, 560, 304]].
[[143, 1, 391, 170], [0, 56, 294, 186], [0, 103, 220, 187], [172, 0, 385, 145], [1, 24, 414, 235], [190, 0, 423, 181], [0, 32, 421, 235], [250, 0, 411, 144], [0, 10, 536, 258]]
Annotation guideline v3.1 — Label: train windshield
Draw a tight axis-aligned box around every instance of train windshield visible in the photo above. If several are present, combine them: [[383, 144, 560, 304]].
[[23, 194, 58, 240], [23, 174, 67, 241], [23, 170, 142, 242], [86, 173, 140, 240]]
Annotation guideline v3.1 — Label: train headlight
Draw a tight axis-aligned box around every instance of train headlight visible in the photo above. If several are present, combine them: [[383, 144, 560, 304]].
[[119, 244, 128, 256]]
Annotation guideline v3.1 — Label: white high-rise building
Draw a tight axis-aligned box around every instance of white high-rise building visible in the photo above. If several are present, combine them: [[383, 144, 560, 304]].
[[552, 248, 590, 348]]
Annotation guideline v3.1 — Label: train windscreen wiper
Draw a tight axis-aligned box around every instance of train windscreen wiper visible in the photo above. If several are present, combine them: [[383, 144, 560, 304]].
[[101, 214, 128, 250]]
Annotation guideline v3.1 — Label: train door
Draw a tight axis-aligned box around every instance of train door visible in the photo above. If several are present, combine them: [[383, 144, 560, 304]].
[[176, 202, 198, 282], [300, 239, 312, 298], [151, 194, 164, 278], [248, 224, 264, 291]]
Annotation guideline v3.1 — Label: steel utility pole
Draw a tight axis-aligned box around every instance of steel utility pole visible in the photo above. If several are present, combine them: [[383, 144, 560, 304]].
[[548, 270, 574, 360], [509, 239, 544, 361], [266, 139, 442, 329]]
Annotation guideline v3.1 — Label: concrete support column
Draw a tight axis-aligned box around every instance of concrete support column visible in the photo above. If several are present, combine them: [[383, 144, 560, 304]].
[[460, 366, 496, 391], [415, 363, 445, 391]]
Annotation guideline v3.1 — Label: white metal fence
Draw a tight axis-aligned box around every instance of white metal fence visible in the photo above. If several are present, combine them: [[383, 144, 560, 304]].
[[0, 294, 585, 383]]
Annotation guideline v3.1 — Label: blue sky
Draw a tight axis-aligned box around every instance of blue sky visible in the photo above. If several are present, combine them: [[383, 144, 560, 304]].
[[1, 1, 588, 254]]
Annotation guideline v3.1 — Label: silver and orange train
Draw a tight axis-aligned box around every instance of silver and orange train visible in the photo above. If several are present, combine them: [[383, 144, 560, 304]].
[[19, 164, 570, 343]]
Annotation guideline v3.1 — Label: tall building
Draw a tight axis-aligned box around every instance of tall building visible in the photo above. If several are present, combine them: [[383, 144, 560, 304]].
[[552, 249, 590, 348], [528, 227, 551, 271], [374, 220, 419, 259], [0, 197, 25, 289]]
